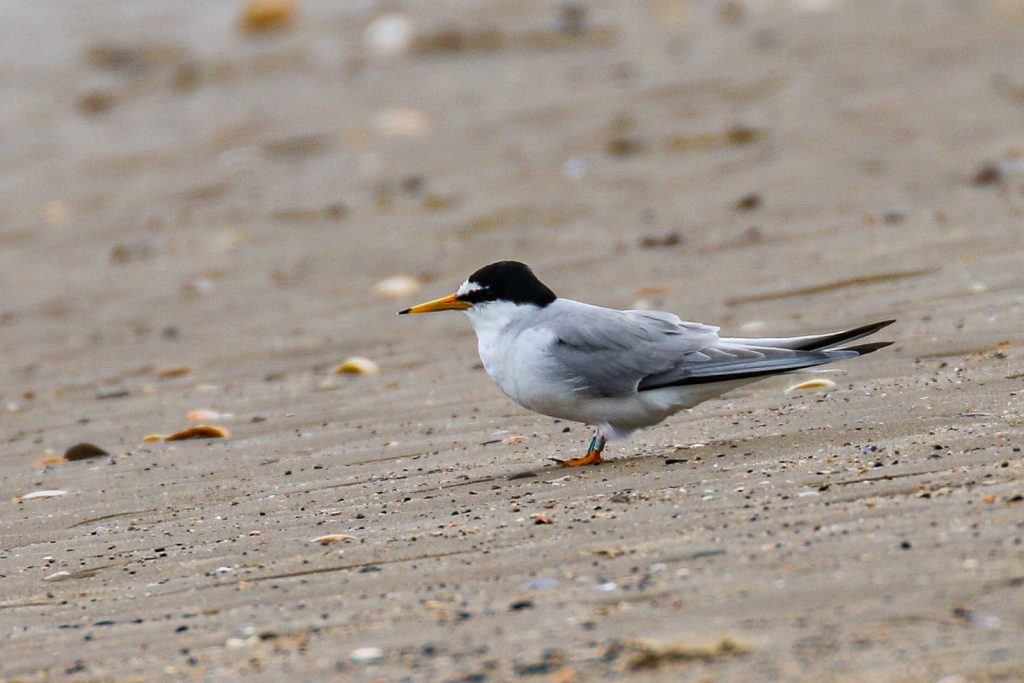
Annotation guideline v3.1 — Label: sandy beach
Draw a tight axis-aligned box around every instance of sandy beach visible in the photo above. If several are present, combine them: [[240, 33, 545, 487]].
[[1, 1, 1023, 680]]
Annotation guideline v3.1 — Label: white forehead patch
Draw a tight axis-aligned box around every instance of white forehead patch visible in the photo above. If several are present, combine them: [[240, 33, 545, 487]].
[[456, 280, 484, 297]]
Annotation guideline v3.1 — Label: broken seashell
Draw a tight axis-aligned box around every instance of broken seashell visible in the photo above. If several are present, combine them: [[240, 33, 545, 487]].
[[18, 490, 67, 501], [43, 200, 72, 227], [364, 13, 414, 57], [164, 425, 230, 441], [373, 275, 421, 299], [239, 0, 295, 33], [310, 534, 356, 544], [332, 357, 379, 376], [186, 409, 227, 422], [350, 646, 384, 663], [785, 378, 838, 394], [374, 108, 430, 138]]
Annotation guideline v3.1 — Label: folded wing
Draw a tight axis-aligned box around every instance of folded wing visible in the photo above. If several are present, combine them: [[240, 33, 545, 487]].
[[545, 303, 892, 397]]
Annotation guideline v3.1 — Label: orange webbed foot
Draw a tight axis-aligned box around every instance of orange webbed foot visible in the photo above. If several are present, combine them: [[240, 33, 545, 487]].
[[550, 450, 603, 467]]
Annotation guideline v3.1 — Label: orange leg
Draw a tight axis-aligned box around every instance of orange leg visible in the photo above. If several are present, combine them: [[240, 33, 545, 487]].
[[551, 433, 606, 467]]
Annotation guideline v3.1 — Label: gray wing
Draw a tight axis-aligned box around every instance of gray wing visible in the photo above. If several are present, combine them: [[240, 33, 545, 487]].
[[544, 301, 876, 397], [542, 302, 722, 398]]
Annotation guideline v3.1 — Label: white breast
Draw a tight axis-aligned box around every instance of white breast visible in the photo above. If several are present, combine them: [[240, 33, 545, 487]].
[[464, 302, 567, 412]]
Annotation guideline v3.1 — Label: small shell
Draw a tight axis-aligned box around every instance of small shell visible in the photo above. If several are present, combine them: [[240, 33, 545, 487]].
[[310, 534, 356, 545], [531, 513, 554, 525], [239, 0, 295, 33], [165, 425, 231, 441], [785, 378, 838, 395], [350, 646, 384, 664], [43, 200, 72, 227], [364, 13, 414, 57], [18, 490, 67, 501], [372, 275, 421, 299], [374, 108, 430, 139], [143, 434, 166, 443], [502, 435, 526, 445], [332, 357, 379, 376], [186, 409, 227, 422]]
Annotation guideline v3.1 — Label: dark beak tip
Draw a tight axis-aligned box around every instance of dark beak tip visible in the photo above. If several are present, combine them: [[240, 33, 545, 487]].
[[397, 308, 410, 315]]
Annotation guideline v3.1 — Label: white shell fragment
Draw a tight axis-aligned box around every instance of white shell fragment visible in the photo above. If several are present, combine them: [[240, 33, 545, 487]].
[[17, 490, 67, 501], [785, 378, 838, 395], [310, 534, 357, 545], [350, 646, 384, 664], [186, 409, 230, 422], [332, 357, 379, 376], [364, 13, 414, 57], [372, 275, 421, 299], [374, 108, 430, 139]]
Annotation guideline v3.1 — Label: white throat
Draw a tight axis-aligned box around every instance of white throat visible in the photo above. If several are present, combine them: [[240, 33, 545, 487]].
[[464, 300, 538, 337]]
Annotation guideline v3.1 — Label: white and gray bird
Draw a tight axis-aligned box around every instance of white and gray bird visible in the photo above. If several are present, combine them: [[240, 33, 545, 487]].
[[400, 261, 893, 466]]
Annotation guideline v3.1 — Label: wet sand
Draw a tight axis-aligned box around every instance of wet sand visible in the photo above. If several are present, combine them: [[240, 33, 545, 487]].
[[2, 1, 1023, 680]]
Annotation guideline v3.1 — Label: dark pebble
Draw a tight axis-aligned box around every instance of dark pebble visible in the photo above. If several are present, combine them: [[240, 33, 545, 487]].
[[973, 163, 1002, 186], [65, 443, 109, 461], [638, 232, 682, 248], [734, 193, 762, 211]]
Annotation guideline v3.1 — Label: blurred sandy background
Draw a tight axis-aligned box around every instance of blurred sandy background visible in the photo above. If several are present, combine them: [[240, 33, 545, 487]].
[[2, 1, 1023, 680]]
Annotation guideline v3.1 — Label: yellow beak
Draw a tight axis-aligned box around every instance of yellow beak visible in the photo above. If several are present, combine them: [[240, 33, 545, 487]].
[[398, 293, 471, 314]]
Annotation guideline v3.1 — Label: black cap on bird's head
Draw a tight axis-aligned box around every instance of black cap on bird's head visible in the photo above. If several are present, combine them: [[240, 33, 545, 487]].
[[399, 261, 557, 314]]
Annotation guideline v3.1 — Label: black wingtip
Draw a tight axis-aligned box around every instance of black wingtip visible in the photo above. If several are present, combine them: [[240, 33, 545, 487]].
[[398, 308, 410, 315], [842, 341, 894, 356], [795, 319, 897, 351]]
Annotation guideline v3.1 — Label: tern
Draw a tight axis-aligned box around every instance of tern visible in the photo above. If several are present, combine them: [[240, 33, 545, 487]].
[[400, 261, 893, 466]]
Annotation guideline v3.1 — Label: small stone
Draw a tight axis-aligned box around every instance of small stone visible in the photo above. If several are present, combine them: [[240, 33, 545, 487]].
[[973, 163, 1002, 186], [734, 193, 762, 211], [96, 386, 130, 399], [638, 232, 682, 249], [607, 136, 643, 158], [64, 443, 109, 461]]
